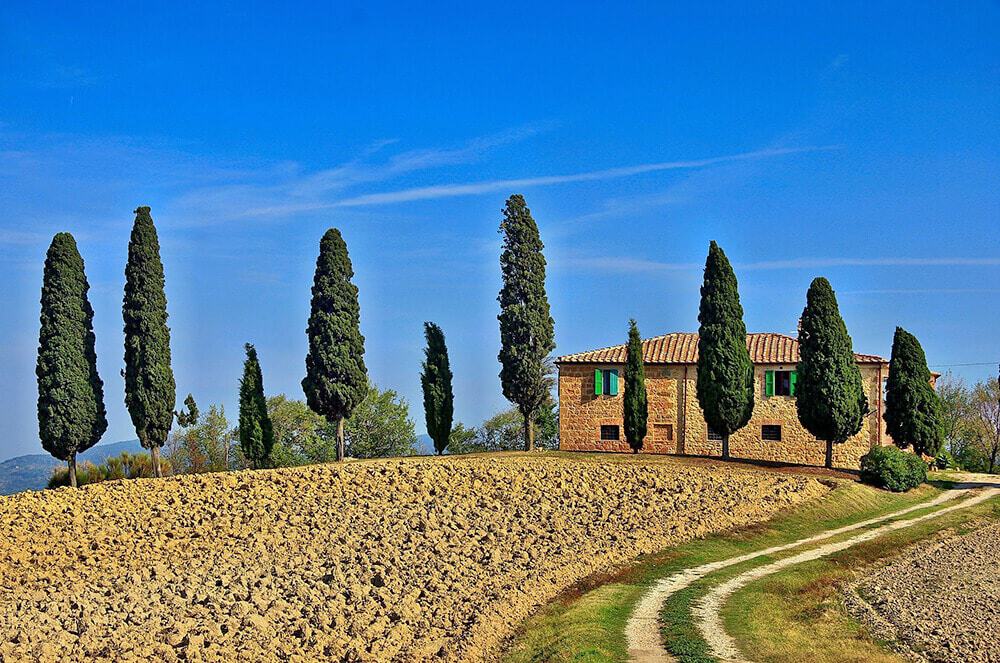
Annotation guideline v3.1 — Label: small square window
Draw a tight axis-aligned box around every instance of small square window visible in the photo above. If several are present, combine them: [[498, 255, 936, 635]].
[[600, 425, 620, 441], [766, 370, 796, 397], [707, 426, 723, 441], [762, 425, 782, 441]]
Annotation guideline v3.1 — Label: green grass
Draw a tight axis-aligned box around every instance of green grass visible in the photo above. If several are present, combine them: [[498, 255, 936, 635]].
[[723, 495, 1000, 663], [504, 479, 941, 662]]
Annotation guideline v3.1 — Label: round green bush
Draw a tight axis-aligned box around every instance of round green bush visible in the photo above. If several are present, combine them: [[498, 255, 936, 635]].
[[859, 445, 927, 492]]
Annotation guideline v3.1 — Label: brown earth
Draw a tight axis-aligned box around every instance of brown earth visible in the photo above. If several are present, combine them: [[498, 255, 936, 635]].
[[0, 452, 826, 662], [846, 521, 1000, 662]]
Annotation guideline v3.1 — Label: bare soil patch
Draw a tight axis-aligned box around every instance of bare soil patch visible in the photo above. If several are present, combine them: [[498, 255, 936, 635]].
[[846, 521, 1000, 663], [0, 453, 823, 662]]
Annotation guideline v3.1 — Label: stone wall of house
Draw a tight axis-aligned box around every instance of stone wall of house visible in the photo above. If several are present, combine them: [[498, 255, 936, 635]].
[[558, 361, 889, 469]]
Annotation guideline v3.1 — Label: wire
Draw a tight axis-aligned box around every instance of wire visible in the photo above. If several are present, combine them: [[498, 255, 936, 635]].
[[929, 362, 1000, 368]]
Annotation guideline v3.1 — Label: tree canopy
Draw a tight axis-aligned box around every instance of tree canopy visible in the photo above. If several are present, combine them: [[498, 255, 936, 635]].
[[695, 241, 754, 459], [421, 322, 454, 455], [795, 277, 869, 468], [239, 343, 274, 469], [497, 194, 555, 451], [123, 207, 175, 477], [623, 319, 648, 453], [884, 327, 943, 456], [36, 232, 108, 487], [302, 228, 367, 461]]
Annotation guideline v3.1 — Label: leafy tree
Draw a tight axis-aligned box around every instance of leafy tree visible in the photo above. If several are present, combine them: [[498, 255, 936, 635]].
[[166, 404, 236, 474], [123, 206, 176, 477], [448, 404, 559, 454], [969, 370, 1000, 473], [344, 382, 418, 458], [421, 322, 454, 455], [302, 228, 367, 461], [884, 327, 944, 457], [239, 343, 274, 469], [36, 233, 108, 487], [175, 393, 199, 427], [268, 395, 336, 467], [796, 277, 869, 468], [696, 241, 754, 459], [497, 194, 555, 451], [623, 319, 648, 453], [447, 422, 479, 454]]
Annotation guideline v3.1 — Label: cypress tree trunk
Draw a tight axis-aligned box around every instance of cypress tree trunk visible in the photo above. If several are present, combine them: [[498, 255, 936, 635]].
[[336, 417, 345, 462], [523, 413, 535, 452], [722, 434, 730, 460], [150, 446, 162, 478], [68, 453, 78, 488], [825, 440, 833, 469]]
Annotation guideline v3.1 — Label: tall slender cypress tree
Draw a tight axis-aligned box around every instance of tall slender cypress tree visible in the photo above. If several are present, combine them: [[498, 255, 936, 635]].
[[421, 322, 454, 455], [696, 241, 754, 459], [884, 327, 943, 456], [239, 343, 274, 469], [37, 233, 108, 487], [623, 319, 648, 454], [302, 228, 367, 461], [123, 207, 175, 477], [796, 277, 869, 468], [497, 194, 555, 452]]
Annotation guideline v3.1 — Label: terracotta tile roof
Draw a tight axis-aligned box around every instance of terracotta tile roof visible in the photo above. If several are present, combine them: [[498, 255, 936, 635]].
[[555, 332, 886, 365]]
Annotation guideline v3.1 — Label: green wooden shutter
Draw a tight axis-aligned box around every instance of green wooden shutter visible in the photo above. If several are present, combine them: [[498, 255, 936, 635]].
[[765, 370, 775, 397], [609, 369, 619, 396], [789, 370, 798, 396], [594, 368, 603, 395]]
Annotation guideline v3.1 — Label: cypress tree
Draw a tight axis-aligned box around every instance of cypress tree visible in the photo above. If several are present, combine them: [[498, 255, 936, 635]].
[[623, 319, 648, 454], [497, 194, 555, 452], [696, 241, 754, 459], [239, 343, 274, 469], [796, 277, 869, 468], [123, 206, 176, 477], [421, 322, 454, 455], [36, 233, 108, 488], [884, 327, 944, 456], [302, 228, 367, 461]]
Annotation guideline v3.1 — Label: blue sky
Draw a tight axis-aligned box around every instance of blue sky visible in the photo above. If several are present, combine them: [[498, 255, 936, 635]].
[[2, 2, 998, 460]]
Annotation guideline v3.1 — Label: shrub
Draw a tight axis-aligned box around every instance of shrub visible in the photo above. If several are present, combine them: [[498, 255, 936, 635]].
[[859, 445, 927, 492], [934, 449, 959, 470], [48, 452, 170, 488]]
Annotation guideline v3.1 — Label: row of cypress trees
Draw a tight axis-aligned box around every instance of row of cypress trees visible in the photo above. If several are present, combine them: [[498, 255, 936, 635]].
[[35, 193, 554, 482], [621, 241, 943, 468]]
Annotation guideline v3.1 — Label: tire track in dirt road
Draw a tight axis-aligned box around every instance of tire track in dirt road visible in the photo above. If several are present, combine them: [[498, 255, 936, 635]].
[[626, 477, 997, 662], [693, 482, 999, 662]]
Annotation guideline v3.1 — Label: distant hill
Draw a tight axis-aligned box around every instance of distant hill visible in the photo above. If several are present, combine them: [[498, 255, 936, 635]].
[[0, 439, 143, 495], [416, 434, 435, 456]]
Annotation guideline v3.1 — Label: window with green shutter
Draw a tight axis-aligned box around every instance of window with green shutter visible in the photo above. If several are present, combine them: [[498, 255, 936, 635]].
[[766, 370, 795, 397], [594, 368, 620, 396]]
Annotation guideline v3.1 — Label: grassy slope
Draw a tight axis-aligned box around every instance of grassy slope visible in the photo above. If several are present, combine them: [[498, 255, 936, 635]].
[[724, 494, 1000, 663], [505, 480, 941, 662]]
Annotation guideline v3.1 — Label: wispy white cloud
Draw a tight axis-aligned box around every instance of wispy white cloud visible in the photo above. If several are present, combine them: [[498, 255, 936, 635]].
[[840, 287, 1000, 295], [326, 145, 837, 210]]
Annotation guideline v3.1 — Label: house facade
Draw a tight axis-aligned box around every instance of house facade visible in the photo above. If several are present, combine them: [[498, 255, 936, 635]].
[[556, 332, 891, 469]]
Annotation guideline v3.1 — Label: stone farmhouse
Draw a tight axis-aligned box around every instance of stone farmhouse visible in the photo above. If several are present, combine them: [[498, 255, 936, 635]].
[[556, 332, 891, 469]]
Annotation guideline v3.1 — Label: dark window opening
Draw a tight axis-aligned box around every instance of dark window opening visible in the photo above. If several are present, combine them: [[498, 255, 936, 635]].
[[762, 425, 782, 441], [600, 425, 620, 441], [707, 427, 723, 441]]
